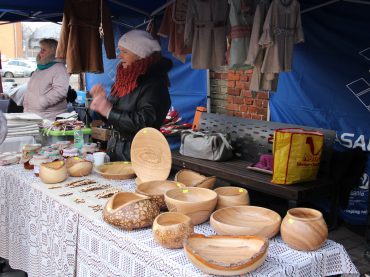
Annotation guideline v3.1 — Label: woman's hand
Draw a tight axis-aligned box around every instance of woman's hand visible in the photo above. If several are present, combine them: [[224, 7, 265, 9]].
[[90, 84, 106, 99], [90, 94, 113, 118]]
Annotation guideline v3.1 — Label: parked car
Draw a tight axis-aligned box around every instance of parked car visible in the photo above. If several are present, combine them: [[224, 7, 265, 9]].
[[1, 59, 36, 78]]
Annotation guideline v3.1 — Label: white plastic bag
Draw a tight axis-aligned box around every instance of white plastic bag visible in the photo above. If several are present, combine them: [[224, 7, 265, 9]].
[[4, 83, 27, 106]]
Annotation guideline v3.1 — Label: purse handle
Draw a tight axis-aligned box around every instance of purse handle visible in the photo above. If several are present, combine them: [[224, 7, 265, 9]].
[[181, 130, 233, 150]]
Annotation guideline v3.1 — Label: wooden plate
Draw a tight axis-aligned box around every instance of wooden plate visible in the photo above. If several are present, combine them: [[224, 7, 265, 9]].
[[184, 234, 268, 276], [131, 128, 171, 182], [95, 161, 136, 180]]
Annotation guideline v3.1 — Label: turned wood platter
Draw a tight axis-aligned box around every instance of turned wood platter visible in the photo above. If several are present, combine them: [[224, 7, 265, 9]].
[[210, 206, 281, 238], [184, 234, 268, 276]]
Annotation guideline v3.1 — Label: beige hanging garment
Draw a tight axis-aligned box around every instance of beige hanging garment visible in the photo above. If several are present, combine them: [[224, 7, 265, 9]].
[[259, 0, 304, 73], [184, 0, 229, 69]]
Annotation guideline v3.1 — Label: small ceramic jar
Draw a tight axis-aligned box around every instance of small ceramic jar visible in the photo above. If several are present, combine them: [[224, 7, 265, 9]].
[[40, 146, 54, 153], [43, 149, 62, 162], [62, 147, 79, 159], [80, 143, 98, 162], [21, 143, 42, 170], [51, 141, 71, 151], [29, 154, 50, 177]]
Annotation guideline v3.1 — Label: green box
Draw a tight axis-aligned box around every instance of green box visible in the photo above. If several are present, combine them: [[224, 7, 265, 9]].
[[40, 128, 91, 145]]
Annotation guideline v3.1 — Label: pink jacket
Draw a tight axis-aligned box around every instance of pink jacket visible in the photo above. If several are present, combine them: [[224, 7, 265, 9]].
[[23, 63, 70, 121]]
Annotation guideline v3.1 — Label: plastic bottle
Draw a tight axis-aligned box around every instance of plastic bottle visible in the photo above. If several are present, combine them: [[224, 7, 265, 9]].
[[74, 127, 84, 150]]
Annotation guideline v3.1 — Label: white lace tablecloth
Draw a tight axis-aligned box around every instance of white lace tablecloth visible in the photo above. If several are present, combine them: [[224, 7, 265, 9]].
[[0, 165, 360, 277]]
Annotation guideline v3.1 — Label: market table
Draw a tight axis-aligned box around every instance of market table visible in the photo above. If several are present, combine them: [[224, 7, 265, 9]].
[[0, 165, 360, 277]]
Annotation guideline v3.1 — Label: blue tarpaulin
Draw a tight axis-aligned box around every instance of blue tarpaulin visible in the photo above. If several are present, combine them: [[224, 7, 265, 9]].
[[84, 24, 207, 125], [270, 1, 370, 224]]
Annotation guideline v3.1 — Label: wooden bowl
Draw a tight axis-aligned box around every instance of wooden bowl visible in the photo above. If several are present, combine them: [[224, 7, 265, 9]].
[[103, 192, 160, 230], [135, 177, 143, 185], [164, 187, 217, 225], [65, 157, 93, 177], [281, 207, 328, 251], [214, 186, 250, 210], [175, 169, 216, 189], [152, 212, 193, 249], [184, 234, 268, 276], [39, 160, 68, 184], [136, 180, 185, 210], [210, 206, 281, 238], [95, 162, 136, 180]]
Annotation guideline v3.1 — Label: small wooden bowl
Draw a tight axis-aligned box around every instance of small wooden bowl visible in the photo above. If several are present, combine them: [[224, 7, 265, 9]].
[[210, 206, 281, 238], [164, 187, 217, 225], [281, 207, 328, 251], [175, 169, 216, 189], [65, 157, 93, 177], [135, 177, 143, 186], [136, 180, 185, 210], [95, 162, 136, 180], [39, 160, 68, 184], [184, 234, 268, 276], [214, 186, 250, 210], [152, 212, 193, 249], [103, 192, 160, 230]]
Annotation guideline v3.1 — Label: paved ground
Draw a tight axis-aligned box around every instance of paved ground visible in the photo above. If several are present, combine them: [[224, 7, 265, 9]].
[[330, 223, 370, 276]]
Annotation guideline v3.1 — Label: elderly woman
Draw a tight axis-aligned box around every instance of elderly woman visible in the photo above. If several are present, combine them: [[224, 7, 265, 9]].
[[90, 30, 172, 161], [23, 38, 70, 121]]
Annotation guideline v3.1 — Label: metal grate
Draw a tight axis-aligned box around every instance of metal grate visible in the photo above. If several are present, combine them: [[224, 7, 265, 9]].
[[198, 113, 336, 177]]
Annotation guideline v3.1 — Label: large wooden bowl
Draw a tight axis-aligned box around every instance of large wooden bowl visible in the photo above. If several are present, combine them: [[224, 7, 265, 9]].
[[39, 160, 68, 184], [164, 187, 217, 225], [214, 186, 250, 210], [175, 169, 216, 189], [95, 162, 136, 180], [152, 212, 193, 249], [136, 180, 185, 210], [210, 206, 281, 238], [281, 207, 328, 251], [184, 234, 268, 276], [103, 192, 160, 230], [65, 157, 93, 177]]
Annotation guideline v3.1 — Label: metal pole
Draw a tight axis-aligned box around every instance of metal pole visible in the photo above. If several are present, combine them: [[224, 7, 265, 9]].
[[108, 0, 149, 16], [150, 0, 175, 17], [301, 0, 340, 14]]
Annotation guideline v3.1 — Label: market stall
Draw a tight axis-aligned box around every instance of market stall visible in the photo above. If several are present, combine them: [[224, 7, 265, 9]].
[[0, 0, 369, 276], [0, 165, 360, 277]]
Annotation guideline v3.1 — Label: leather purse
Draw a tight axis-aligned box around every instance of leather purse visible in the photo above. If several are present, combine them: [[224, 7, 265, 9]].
[[180, 130, 233, 161]]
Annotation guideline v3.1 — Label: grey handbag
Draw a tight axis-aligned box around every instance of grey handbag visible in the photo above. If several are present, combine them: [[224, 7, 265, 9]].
[[180, 130, 233, 161]]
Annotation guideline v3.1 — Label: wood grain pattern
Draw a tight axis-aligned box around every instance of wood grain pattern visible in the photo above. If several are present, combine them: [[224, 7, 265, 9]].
[[152, 212, 193, 249], [210, 206, 281, 238], [214, 186, 250, 210], [164, 187, 217, 225], [183, 234, 268, 276], [136, 180, 185, 210], [103, 192, 160, 230], [281, 207, 328, 251], [175, 169, 216, 189], [39, 161, 68, 184], [65, 157, 93, 177]]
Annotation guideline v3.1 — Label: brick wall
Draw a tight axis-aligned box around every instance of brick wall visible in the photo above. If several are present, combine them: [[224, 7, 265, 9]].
[[209, 66, 269, 121]]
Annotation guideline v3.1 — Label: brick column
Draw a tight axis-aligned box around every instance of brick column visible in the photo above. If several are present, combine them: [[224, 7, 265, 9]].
[[209, 67, 269, 121]]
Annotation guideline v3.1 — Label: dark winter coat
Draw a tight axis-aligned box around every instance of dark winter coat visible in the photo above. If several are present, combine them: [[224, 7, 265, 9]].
[[106, 58, 172, 161]]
